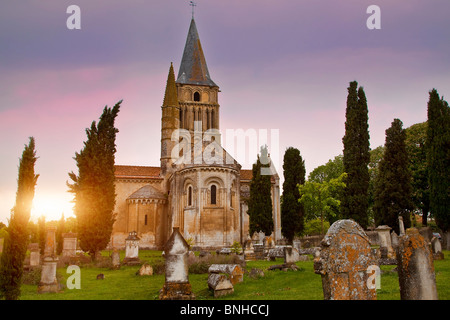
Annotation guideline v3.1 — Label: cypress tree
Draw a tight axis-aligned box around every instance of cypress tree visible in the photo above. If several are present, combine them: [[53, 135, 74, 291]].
[[68, 101, 121, 259], [341, 81, 371, 228], [37, 215, 46, 255], [426, 89, 450, 243], [247, 146, 274, 236], [0, 137, 39, 300], [373, 119, 414, 234], [281, 147, 305, 243], [56, 213, 65, 255]]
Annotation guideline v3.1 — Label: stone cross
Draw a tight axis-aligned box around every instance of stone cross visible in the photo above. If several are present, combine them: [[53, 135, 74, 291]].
[[397, 228, 438, 300], [314, 219, 377, 300], [159, 227, 195, 300]]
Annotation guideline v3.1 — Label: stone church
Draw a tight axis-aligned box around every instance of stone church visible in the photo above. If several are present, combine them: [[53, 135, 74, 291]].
[[110, 18, 281, 250]]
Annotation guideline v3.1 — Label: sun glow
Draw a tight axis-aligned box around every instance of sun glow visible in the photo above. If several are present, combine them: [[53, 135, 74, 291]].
[[31, 192, 74, 222]]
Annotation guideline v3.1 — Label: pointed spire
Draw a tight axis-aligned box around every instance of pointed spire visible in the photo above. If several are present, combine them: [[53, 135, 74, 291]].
[[163, 62, 179, 107], [177, 18, 217, 87]]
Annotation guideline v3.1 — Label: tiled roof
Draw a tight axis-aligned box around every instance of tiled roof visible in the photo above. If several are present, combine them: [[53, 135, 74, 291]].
[[240, 169, 253, 181], [115, 165, 161, 179], [127, 184, 166, 200]]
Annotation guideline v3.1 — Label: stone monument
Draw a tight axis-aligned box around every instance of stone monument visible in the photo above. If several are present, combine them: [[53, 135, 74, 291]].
[[123, 231, 140, 265], [314, 219, 377, 300], [159, 227, 195, 300], [38, 226, 59, 293], [397, 228, 438, 300]]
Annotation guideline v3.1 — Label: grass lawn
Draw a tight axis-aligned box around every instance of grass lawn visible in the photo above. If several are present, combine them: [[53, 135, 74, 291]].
[[19, 250, 450, 300]]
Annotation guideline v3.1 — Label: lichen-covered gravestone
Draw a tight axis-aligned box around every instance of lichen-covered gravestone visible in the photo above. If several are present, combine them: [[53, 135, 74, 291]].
[[397, 228, 438, 300], [159, 227, 195, 300], [314, 219, 377, 300]]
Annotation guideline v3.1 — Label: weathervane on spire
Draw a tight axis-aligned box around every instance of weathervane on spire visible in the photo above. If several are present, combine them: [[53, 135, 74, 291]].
[[189, 1, 197, 19]]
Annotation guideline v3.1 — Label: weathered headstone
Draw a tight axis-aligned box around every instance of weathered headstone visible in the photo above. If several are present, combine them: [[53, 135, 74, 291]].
[[62, 233, 77, 257], [398, 216, 405, 236], [284, 246, 300, 264], [397, 228, 438, 300], [244, 235, 256, 261], [38, 226, 59, 293], [314, 219, 377, 300], [29, 243, 40, 268], [159, 227, 195, 300], [208, 264, 244, 285], [111, 248, 121, 269], [431, 237, 444, 260], [376, 225, 395, 259], [136, 263, 153, 276], [207, 273, 234, 298], [123, 231, 140, 265]]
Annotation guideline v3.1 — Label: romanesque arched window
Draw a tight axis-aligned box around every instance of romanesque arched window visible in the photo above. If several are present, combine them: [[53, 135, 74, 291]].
[[194, 91, 200, 102], [188, 186, 193, 206], [210, 184, 217, 205]]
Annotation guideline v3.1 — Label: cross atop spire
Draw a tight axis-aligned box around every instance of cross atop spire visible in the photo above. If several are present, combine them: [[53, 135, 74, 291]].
[[189, 1, 196, 19]]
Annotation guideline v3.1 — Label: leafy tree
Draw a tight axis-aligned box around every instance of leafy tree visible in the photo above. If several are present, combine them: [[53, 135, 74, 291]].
[[373, 119, 414, 234], [309, 155, 343, 184], [341, 81, 371, 229], [299, 173, 347, 235], [248, 146, 274, 236], [68, 101, 121, 259], [426, 89, 450, 245], [0, 137, 39, 300], [280, 147, 305, 243], [405, 122, 430, 225]]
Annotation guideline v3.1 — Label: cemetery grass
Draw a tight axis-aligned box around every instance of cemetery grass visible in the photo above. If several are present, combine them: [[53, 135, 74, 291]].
[[18, 250, 450, 300]]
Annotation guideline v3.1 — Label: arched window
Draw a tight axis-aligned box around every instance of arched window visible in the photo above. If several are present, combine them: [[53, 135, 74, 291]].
[[188, 186, 193, 206], [144, 215, 148, 226], [211, 185, 217, 205], [194, 91, 200, 102]]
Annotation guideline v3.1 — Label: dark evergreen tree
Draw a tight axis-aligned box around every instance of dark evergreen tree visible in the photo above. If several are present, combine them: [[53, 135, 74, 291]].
[[405, 122, 430, 226], [373, 119, 414, 234], [280, 147, 305, 243], [0, 137, 39, 300], [68, 101, 121, 259], [341, 81, 371, 228], [247, 146, 274, 236], [426, 89, 450, 241], [37, 215, 46, 255], [56, 213, 65, 255]]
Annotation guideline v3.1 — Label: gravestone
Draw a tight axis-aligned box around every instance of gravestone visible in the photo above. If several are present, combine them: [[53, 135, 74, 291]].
[[208, 264, 244, 285], [136, 263, 153, 276], [314, 219, 377, 300], [431, 237, 444, 260], [284, 246, 301, 264], [29, 243, 40, 268], [111, 248, 121, 269], [244, 235, 256, 261], [62, 233, 77, 257], [159, 227, 195, 300], [397, 228, 438, 300], [123, 231, 141, 265], [398, 216, 405, 236], [38, 226, 59, 293], [375, 225, 395, 259], [208, 273, 234, 298]]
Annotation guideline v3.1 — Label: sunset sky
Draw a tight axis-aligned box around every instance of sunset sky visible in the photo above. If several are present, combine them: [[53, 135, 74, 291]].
[[1, 0, 449, 223]]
